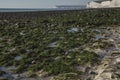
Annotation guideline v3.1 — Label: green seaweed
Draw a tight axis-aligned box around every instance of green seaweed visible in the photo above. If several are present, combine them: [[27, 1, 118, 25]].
[[0, 8, 120, 79]]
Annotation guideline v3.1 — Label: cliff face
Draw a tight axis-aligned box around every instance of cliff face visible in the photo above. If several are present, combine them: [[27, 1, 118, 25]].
[[87, 0, 120, 8]]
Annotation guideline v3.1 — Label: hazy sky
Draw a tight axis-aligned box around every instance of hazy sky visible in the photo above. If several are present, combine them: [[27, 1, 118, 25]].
[[0, 0, 94, 8]]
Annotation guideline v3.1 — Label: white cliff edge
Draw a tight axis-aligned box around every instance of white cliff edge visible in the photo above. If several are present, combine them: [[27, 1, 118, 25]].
[[87, 0, 120, 8]]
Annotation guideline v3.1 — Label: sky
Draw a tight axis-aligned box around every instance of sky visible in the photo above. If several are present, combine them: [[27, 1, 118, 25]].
[[0, 0, 94, 8]]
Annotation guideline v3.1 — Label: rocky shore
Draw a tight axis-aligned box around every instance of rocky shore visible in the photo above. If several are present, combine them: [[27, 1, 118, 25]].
[[0, 9, 120, 80], [51, 26, 120, 80], [79, 26, 120, 80]]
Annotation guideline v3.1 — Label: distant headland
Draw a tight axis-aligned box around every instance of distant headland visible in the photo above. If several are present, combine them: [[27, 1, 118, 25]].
[[87, 0, 120, 8]]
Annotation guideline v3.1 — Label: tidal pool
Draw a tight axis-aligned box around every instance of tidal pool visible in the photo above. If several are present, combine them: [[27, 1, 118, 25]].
[[48, 42, 58, 47], [14, 56, 22, 61], [0, 66, 16, 80], [67, 28, 79, 33]]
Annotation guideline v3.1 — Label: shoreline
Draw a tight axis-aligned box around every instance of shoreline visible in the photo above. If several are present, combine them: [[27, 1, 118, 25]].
[[0, 8, 119, 20], [0, 7, 120, 80], [0, 7, 120, 12]]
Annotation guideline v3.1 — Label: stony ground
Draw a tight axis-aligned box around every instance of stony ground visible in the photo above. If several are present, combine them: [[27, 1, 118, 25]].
[[86, 26, 120, 80], [42, 26, 120, 80], [0, 26, 120, 80], [0, 9, 120, 80], [94, 27, 120, 80]]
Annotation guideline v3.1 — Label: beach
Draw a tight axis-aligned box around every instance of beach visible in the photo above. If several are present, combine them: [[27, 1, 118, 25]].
[[0, 8, 120, 80]]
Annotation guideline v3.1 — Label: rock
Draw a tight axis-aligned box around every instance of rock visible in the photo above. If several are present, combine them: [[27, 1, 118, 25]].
[[26, 71, 36, 78], [48, 42, 58, 48], [31, 60, 36, 64], [108, 38, 114, 42], [84, 47, 91, 51], [110, 51, 120, 56], [51, 73, 79, 80], [93, 51, 120, 80], [36, 70, 48, 77], [95, 72, 112, 80], [93, 42, 99, 46], [116, 57, 120, 63], [117, 44, 120, 48], [76, 66, 89, 72], [0, 70, 6, 76]]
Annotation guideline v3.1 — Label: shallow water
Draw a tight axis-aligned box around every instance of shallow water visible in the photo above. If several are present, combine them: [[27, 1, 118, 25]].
[[48, 42, 58, 47], [67, 28, 79, 33], [92, 29, 103, 40], [0, 7, 86, 12], [14, 56, 22, 61], [95, 34, 102, 40], [0, 66, 15, 80]]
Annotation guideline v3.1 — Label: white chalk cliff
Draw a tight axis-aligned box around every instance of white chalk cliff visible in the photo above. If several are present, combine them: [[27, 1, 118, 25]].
[[87, 0, 120, 8]]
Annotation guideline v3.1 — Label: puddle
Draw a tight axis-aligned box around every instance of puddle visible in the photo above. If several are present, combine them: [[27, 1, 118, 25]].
[[80, 28, 84, 32], [106, 46, 116, 52], [2, 73, 14, 80], [92, 29, 101, 33], [67, 28, 79, 33], [95, 34, 102, 40], [14, 56, 22, 61], [92, 29, 103, 40], [0, 66, 33, 80], [94, 49, 107, 60], [48, 42, 58, 47], [0, 66, 16, 80], [98, 52, 108, 60], [0, 66, 16, 73], [19, 32, 25, 36], [65, 47, 79, 55]]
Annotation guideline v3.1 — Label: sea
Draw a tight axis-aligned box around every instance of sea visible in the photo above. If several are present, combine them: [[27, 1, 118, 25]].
[[0, 7, 86, 12]]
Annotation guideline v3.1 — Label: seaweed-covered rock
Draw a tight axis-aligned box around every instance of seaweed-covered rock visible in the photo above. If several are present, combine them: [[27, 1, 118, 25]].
[[94, 52, 120, 80], [0, 70, 6, 76]]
